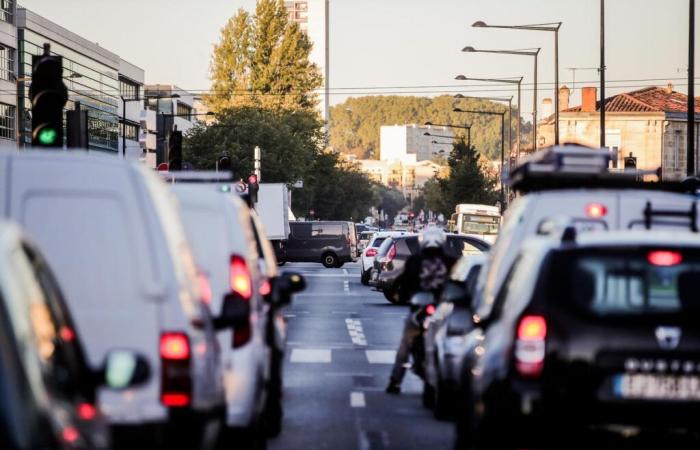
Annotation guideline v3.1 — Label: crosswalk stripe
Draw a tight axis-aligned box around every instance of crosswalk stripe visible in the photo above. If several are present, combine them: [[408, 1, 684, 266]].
[[290, 348, 332, 363], [350, 391, 366, 408], [365, 350, 396, 364]]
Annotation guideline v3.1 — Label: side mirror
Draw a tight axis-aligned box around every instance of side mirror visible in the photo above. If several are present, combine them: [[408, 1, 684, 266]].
[[272, 272, 306, 307], [213, 293, 251, 330], [101, 350, 150, 389]]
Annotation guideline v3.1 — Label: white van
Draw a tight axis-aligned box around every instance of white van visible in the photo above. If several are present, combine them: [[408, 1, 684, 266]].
[[0, 151, 227, 448]]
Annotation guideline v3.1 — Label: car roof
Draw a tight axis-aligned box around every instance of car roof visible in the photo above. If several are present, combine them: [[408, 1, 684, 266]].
[[573, 230, 700, 248]]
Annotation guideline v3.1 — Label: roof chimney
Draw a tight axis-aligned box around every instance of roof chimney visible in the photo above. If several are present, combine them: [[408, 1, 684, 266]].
[[559, 85, 570, 111], [666, 82, 674, 94], [581, 86, 597, 113]]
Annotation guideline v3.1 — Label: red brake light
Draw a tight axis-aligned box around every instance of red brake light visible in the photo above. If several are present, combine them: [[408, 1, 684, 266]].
[[426, 304, 436, 315], [366, 248, 377, 257], [198, 272, 212, 305], [259, 279, 271, 296], [648, 250, 683, 266], [59, 326, 75, 342], [77, 402, 97, 421], [230, 255, 252, 300], [161, 393, 191, 407], [515, 315, 547, 378], [160, 333, 190, 360], [517, 315, 547, 341], [387, 244, 397, 261], [62, 426, 80, 443], [585, 203, 607, 218]]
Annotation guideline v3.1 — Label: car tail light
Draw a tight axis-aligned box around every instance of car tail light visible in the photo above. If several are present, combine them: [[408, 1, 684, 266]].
[[585, 203, 607, 218], [515, 315, 547, 378], [198, 272, 212, 305], [62, 426, 80, 444], [230, 255, 252, 300], [648, 250, 683, 266], [259, 279, 271, 296], [366, 248, 377, 257], [59, 325, 75, 342], [387, 244, 397, 261], [425, 304, 436, 315], [160, 332, 192, 408], [77, 402, 97, 421], [160, 333, 190, 360]]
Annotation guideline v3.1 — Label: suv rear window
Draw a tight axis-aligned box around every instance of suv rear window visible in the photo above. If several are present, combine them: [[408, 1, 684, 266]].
[[371, 237, 387, 248], [551, 248, 700, 317]]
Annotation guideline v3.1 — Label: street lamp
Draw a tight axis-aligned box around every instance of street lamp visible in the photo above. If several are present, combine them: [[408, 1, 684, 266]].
[[424, 121, 472, 150], [453, 107, 507, 209], [455, 75, 523, 160], [472, 21, 562, 145], [423, 132, 458, 140], [462, 46, 539, 152], [454, 94, 513, 159]]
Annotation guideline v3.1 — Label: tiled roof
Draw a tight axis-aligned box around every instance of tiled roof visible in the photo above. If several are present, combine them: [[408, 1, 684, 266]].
[[564, 86, 700, 114]]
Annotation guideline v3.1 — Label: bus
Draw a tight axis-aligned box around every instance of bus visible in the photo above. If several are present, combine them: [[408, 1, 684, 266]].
[[450, 204, 501, 244]]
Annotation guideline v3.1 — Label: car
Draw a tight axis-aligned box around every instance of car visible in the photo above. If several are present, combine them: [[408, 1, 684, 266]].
[[360, 231, 408, 286], [374, 234, 490, 304], [423, 253, 487, 420], [357, 230, 375, 254], [473, 145, 700, 352], [457, 224, 700, 449], [0, 221, 150, 450], [285, 221, 358, 267], [0, 151, 227, 449]]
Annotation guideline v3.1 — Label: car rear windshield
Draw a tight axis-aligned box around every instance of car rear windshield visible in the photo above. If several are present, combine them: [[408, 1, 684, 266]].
[[376, 238, 394, 257], [371, 237, 387, 248], [551, 248, 700, 317]]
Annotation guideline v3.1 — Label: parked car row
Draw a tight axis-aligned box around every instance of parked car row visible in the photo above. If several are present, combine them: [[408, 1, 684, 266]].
[[392, 146, 700, 448], [0, 151, 305, 450]]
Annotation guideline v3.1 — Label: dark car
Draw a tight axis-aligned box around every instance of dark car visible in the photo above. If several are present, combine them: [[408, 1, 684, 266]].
[[374, 234, 490, 304], [285, 221, 358, 268], [0, 223, 149, 450], [455, 229, 700, 449]]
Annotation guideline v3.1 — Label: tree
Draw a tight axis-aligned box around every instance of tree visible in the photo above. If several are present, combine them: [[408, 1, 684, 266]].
[[206, 0, 323, 113], [373, 185, 407, 224]]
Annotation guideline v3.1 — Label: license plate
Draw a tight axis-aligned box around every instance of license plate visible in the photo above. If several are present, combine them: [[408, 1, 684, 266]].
[[613, 374, 700, 401]]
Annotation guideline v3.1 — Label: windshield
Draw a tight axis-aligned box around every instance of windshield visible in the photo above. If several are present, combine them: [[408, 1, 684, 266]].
[[460, 214, 500, 235], [552, 248, 700, 317]]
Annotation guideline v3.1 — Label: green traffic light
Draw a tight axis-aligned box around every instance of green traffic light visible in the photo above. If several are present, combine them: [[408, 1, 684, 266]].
[[37, 127, 58, 145]]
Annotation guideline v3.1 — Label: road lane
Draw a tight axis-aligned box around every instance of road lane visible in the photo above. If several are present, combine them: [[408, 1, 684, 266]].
[[270, 262, 454, 450]]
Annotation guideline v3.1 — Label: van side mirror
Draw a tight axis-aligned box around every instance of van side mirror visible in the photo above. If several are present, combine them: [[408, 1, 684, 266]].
[[272, 272, 306, 307], [213, 293, 251, 330], [101, 350, 150, 389]]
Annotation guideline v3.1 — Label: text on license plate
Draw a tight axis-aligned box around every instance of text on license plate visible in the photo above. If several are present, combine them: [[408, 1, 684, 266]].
[[613, 374, 700, 401]]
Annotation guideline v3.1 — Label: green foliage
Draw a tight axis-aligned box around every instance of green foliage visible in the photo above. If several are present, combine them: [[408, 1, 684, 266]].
[[418, 140, 499, 216], [373, 185, 407, 223], [329, 95, 526, 160], [206, 0, 322, 113]]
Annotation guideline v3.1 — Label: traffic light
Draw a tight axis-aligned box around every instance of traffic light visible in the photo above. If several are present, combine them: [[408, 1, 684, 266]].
[[30, 43, 68, 148], [168, 128, 183, 171], [247, 174, 259, 204]]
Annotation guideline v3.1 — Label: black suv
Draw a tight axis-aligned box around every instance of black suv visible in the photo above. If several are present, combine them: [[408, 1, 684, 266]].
[[456, 228, 700, 449]]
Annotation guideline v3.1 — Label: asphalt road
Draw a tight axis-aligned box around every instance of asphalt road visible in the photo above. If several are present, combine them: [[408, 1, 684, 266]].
[[269, 262, 454, 450]]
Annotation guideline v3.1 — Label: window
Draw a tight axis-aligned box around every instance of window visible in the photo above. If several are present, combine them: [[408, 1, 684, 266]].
[[292, 223, 312, 239], [121, 122, 138, 141], [0, 44, 14, 81], [674, 130, 682, 170], [176, 102, 192, 121], [0, 0, 13, 24], [311, 223, 343, 237], [119, 78, 140, 100], [0, 102, 15, 140]]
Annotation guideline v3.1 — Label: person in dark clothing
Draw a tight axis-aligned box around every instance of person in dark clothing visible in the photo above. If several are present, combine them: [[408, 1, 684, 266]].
[[386, 228, 457, 394]]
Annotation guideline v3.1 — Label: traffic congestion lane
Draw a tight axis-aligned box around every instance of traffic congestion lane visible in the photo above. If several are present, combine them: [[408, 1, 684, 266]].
[[270, 262, 454, 450]]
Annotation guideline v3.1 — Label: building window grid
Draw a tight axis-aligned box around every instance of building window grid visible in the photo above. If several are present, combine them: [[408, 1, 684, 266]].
[[0, 45, 14, 81], [176, 102, 192, 121], [119, 78, 140, 100], [0, 102, 15, 140], [121, 122, 138, 141], [0, 0, 13, 24]]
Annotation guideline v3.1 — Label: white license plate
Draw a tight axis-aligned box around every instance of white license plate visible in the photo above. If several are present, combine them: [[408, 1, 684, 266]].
[[613, 374, 700, 401]]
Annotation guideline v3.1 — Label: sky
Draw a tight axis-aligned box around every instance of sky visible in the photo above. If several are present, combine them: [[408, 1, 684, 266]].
[[17, 0, 699, 115]]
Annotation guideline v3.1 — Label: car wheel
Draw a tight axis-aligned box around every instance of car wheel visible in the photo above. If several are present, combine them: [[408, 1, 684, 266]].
[[422, 382, 436, 409], [360, 269, 370, 285], [336, 261, 345, 268], [322, 252, 338, 268], [383, 287, 399, 304], [433, 380, 455, 420]]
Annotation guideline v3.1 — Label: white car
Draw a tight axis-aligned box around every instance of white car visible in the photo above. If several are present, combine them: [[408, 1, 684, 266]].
[[0, 151, 226, 449], [360, 231, 409, 285]]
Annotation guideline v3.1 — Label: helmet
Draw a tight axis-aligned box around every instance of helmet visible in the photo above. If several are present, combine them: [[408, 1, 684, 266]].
[[419, 227, 446, 250]]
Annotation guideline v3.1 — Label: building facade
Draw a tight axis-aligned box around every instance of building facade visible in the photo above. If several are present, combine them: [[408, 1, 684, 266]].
[[380, 124, 454, 162], [0, 0, 17, 143], [538, 85, 700, 181], [285, 0, 329, 126], [357, 158, 448, 204], [118, 58, 144, 159]]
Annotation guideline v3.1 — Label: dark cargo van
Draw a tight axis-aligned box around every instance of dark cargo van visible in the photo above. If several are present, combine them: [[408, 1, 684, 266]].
[[285, 221, 357, 267]]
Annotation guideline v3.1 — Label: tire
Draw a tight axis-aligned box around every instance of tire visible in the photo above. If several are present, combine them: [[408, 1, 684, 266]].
[[422, 382, 436, 409], [383, 287, 399, 304], [336, 262, 345, 268], [433, 381, 455, 420], [360, 269, 370, 286], [322, 252, 338, 268], [216, 423, 267, 450]]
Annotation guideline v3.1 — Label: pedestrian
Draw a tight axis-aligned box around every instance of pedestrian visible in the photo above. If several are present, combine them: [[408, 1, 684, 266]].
[[386, 227, 457, 394]]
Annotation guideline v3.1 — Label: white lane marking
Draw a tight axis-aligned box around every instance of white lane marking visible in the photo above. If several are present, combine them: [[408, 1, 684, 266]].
[[290, 348, 332, 363], [365, 350, 396, 364], [297, 273, 350, 278], [345, 318, 367, 346], [350, 391, 366, 408], [343, 268, 349, 275], [284, 314, 297, 318], [343, 280, 350, 293]]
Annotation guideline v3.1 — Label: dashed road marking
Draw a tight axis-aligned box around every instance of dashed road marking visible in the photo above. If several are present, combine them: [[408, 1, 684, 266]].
[[290, 348, 332, 363], [365, 350, 396, 364], [343, 268, 349, 275], [343, 280, 350, 293], [350, 391, 366, 408], [345, 318, 367, 346]]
